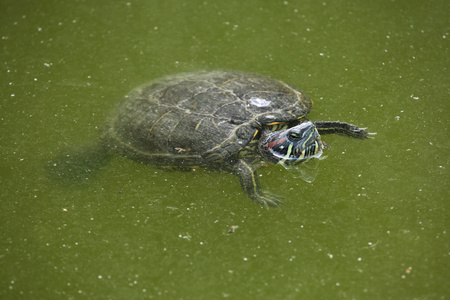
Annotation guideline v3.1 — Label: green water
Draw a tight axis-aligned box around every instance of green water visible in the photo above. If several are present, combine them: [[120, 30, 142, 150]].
[[1, 0, 448, 299]]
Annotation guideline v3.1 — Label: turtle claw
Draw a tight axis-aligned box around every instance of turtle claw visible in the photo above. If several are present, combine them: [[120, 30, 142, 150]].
[[252, 192, 284, 208], [358, 127, 376, 138]]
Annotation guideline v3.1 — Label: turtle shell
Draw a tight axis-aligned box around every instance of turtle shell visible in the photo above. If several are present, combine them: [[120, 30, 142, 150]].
[[105, 70, 312, 165]]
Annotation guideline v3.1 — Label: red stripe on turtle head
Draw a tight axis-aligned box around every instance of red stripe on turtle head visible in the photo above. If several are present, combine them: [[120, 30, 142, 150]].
[[268, 137, 285, 149]]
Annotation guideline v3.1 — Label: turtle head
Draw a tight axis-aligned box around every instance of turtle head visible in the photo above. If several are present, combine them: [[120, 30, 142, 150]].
[[261, 121, 323, 165]]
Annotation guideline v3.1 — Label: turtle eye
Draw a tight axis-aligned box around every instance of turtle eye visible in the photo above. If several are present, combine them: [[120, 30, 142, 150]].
[[288, 131, 301, 141]]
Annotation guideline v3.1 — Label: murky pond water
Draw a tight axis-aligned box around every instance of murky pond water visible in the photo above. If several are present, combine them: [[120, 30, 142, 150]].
[[1, 0, 448, 299]]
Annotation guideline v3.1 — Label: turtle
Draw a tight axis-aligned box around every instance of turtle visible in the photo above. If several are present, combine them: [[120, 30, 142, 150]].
[[97, 70, 373, 207]]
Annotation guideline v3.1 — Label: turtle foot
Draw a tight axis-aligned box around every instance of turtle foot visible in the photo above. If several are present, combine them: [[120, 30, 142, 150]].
[[251, 192, 284, 208]]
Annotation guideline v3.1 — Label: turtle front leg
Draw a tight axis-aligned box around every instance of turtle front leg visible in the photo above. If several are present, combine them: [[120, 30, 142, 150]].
[[232, 160, 283, 207], [314, 121, 375, 139]]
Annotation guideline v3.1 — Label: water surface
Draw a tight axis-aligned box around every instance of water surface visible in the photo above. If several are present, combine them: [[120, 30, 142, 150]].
[[1, 0, 448, 299]]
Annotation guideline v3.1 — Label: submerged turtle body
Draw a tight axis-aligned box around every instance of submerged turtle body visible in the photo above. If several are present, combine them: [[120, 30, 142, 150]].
[[104, 70, 371, 206]]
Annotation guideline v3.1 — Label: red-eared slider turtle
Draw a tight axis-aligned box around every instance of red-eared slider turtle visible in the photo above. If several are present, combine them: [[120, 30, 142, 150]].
[[100, 70, 373, 207]]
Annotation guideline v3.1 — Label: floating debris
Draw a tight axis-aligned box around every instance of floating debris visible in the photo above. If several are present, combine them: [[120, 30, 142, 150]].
[[229, 225, 239, 233]]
